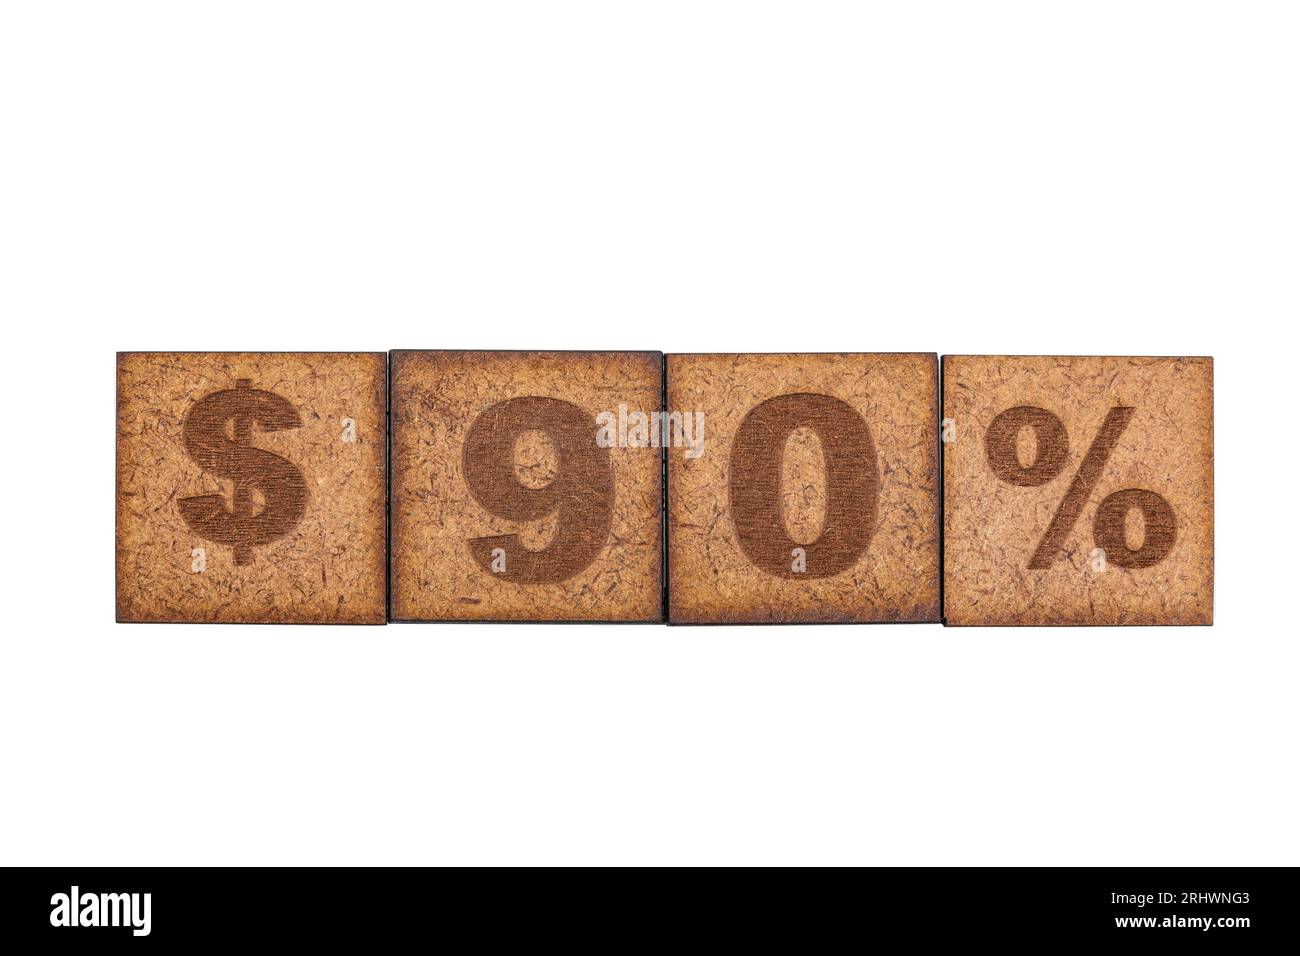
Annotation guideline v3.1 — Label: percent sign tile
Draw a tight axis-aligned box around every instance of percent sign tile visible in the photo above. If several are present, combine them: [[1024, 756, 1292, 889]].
[[943, 355, 1213, 626], [116, 352, 388, 623], [667, 353, 940, 624], [389, 350, 664, 622]]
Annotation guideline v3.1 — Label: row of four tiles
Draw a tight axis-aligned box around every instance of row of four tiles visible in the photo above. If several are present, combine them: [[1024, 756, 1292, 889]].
[[116, 351, 1212, 625]]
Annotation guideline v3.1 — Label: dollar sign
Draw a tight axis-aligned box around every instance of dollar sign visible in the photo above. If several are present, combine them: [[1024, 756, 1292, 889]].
[[178, 379, 309, 566]]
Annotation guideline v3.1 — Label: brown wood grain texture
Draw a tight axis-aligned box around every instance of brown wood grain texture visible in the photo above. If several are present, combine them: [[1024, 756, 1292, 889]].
[[667, 353, 941, 624], [116, 352, 387, 623], [943, 355, 1213, 625], [116, 351, 1216, 627], [389, 350, 664, 622]]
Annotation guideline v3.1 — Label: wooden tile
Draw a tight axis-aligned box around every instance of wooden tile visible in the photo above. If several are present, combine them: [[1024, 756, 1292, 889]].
[[667, 353, 940, 624], [943, 356, 1213, 626], [390, 350, 663, 622], [116, 352, 387, 623]]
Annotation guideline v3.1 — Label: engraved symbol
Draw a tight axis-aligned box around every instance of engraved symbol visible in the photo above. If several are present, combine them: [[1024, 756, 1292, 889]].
[[941, 417, 957, 443], [190, 547, 207, 573], [341, 418, 357, 443], [462, 397, 613, 584], [729, 393, 878, 579], [790, 547, 807, 573], [1090, 547, 1107, 573], [178, 379, 309, 566], [984, 406, 1176, 569]]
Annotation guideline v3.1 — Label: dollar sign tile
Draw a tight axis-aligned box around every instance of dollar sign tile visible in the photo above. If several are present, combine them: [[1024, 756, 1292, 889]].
[[116, 353, 387, 624]]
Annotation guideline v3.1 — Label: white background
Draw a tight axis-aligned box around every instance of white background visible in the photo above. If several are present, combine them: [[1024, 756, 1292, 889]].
[[1, 2, 1296, 865]]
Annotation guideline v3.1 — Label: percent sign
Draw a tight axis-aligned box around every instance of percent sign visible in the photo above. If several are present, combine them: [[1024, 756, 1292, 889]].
[[984, 406, 1176, 569]]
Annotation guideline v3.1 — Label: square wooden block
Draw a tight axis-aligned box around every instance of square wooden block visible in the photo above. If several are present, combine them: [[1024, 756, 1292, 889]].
[[390, 350, 664, 622], [116, 352, 388, 623], [943, 356, 1214, 626], [667, 353, 940, 624]]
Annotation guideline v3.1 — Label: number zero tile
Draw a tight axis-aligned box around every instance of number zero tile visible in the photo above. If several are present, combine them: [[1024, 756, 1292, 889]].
[[116, 352, 388, 624], [666, 353, 941, 624], [389, 350, 664, 622], [942, 355, 1214, 626]]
